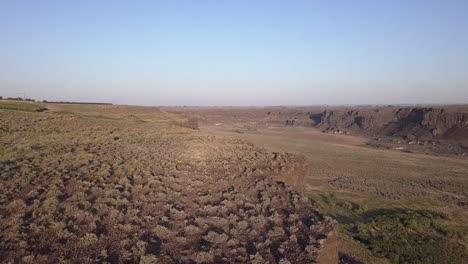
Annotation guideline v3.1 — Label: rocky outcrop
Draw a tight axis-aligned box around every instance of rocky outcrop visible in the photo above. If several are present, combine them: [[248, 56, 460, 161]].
[[168, 105, 468, 154], [169, 105, 468, 151], [176, 106, 467, 147], [309, 107, 468, 147]]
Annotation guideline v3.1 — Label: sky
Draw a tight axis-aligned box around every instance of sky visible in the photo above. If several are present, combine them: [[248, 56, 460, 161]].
[[1, 0, 467, 106]]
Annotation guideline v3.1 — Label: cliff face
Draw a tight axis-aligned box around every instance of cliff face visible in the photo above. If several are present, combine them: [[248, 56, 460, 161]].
[[169, 105, 468, 150], [308, 108, 468, 147]]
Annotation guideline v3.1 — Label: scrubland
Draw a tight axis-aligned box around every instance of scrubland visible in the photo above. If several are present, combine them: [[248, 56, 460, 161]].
[[0, 103, 334, 263], [2, 101, 467, 263]]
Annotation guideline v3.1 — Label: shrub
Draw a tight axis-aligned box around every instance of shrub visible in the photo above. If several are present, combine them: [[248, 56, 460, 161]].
[[6, 97, 23, 101], [344, 210, 467, 263], [187, 117, 199, 130], [174, 117, 199, 130]]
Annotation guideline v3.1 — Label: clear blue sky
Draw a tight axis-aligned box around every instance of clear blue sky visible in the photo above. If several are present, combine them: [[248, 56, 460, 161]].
[[1, 1, 467, 105]]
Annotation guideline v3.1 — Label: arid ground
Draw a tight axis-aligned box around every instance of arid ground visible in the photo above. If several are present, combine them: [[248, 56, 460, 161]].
[[0, 101, 335, 263], [170, 106, 468, 264], [1, 101, 467, 263]]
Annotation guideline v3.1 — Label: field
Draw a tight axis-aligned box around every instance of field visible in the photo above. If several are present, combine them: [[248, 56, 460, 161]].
[[0, 100, 47, 112], [202, 124, 468, 263], [0, 103, 335, 263]]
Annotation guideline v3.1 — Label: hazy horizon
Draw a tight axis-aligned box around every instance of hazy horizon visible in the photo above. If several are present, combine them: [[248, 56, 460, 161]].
[[1, 1, 468, 106]]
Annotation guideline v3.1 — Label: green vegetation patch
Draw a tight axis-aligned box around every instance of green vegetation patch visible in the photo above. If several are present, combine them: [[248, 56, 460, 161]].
[[309, 193, 369, 223], [0, 101, 47, 112], [83, 114, 121, 120], [343, 210, 467, 264], [309, 193, 468, 263], [52, 111, 120, 120], [42, 100, 112, 105]]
